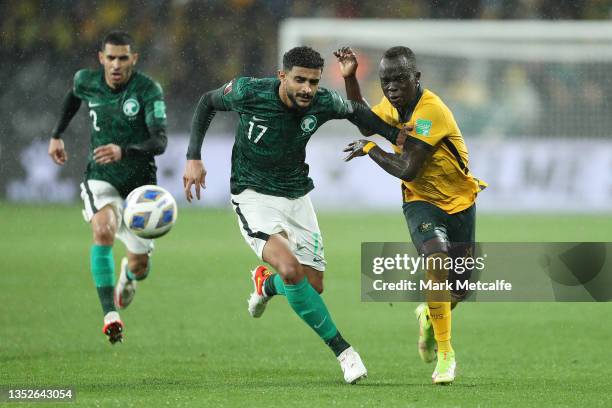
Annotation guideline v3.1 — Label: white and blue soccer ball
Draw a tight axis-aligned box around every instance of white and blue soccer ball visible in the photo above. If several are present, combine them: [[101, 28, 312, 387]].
[[124, 185, 178, 239]]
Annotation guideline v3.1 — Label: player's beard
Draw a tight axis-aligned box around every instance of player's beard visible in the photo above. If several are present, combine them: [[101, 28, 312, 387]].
[[287, 91, 313, 112]]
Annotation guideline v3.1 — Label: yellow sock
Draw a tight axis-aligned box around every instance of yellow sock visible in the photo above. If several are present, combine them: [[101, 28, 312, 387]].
[[428, 301, 453, 353]]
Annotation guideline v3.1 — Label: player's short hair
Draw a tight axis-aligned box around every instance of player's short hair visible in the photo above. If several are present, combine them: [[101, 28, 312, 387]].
[[101, 31, 134, 51], [383, 46, 417, 72], [283, 46, 324, 71]]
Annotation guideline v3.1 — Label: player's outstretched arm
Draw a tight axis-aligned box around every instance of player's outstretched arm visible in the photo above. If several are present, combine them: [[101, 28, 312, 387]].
[[343, 127, 431, 182], [183, 85, 228, 202], [334, 47, 373, 137], [48, 90, 82, 165], [345, 101, 399, 144]]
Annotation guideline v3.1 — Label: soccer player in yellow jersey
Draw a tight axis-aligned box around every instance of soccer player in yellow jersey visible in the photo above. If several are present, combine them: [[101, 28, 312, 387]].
[[335, 46, 486, 384]]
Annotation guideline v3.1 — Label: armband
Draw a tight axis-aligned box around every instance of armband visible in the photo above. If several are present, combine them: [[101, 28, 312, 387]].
[[363, 141, 377, 154]]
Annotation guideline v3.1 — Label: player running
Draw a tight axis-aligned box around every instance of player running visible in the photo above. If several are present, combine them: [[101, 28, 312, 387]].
[[47, 31, 168, 344], [336, 46, 486, 384], [183, 46, 405, 384]]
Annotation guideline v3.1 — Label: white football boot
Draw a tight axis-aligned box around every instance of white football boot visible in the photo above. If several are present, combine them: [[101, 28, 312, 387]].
[[337, 346, 368, 384], [114, 257, 137, 310]]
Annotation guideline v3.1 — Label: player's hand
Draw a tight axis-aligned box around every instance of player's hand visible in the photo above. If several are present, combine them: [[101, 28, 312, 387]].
[[343, 139, 370, 162], [396, 124, 414, 149], [183, 160, 207, 203], [333, 47, 358, 78], [48, 138, 68, 165], [93, 144, 122, 164]]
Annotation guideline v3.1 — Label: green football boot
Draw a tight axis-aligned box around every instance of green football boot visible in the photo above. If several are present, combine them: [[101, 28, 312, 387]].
[[432, 350, 456, 384], [414, 303, 437, 363]]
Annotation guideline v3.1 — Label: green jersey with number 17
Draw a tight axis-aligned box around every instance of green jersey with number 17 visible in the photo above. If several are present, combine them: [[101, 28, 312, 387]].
[[221, 77, 352, 199], [73, 69, 167, 197]]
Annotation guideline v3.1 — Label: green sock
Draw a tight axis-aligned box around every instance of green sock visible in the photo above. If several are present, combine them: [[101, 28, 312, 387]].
[[264, 273, 285, 297], [284, 277, 338, 342], [90, 245, 116, 314]]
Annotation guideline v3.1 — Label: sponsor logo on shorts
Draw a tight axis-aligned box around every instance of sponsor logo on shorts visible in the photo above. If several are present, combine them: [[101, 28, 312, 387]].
[[418, 222, 433, 233]]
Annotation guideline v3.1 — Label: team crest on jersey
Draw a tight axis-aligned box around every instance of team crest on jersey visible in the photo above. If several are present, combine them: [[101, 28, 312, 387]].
[[415, 118, 432, 136], [300, 115, 317, 133], [123, 98, 140, 117]]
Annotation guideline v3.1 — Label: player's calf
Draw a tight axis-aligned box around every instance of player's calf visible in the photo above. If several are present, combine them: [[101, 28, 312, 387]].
[[114, 255, 150, 310], [303, 265, 324, 294], [126, 253, 150, 280], [425, 253, 451, 285], [422, 250, 455, 374]]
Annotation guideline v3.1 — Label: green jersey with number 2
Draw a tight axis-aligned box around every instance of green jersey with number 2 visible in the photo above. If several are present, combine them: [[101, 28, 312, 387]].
[[73, 69, 167, 197]]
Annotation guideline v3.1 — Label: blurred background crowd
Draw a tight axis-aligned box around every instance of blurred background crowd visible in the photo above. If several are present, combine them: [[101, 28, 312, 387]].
[[2, 0, 611, 138], [2, 0, 612, 204]]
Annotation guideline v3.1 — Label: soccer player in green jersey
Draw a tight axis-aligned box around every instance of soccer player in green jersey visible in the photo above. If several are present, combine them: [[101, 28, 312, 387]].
[[47, 31, 168, 344], [183, 46, 405, 384]]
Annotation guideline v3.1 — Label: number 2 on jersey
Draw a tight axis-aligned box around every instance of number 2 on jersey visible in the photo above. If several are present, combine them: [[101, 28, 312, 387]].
[[247, 121, 267, 143], [89, 110, 101, 131]]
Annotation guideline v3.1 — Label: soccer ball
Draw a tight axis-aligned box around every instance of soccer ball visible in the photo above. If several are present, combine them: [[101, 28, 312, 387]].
[[123, 185, 178, 239]]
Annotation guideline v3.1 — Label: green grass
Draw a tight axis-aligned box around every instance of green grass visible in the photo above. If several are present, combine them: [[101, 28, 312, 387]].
[[1, 203, 611, 407]]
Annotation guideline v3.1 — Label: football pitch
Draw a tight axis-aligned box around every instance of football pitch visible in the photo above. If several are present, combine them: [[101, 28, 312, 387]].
[[2, 203, 611, 407]]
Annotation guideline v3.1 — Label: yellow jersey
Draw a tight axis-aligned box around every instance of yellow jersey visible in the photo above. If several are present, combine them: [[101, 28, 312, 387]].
[[372, 88, 485, 214]]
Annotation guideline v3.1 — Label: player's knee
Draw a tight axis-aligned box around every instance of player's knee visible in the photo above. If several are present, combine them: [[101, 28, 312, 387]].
[[420, 236, 450, 257], [92, 223, 115, 245], [420, 237, 450, 282], [277, 260, 303, 284]]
